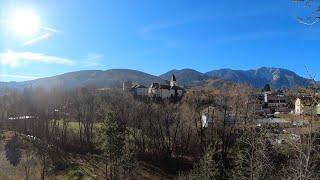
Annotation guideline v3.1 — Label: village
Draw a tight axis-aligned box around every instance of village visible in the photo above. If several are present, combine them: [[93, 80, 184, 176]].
[[1, 74, 320, 144], [121, 74, 320, 118], [120, 74, 320, 146], [1, 73, 320, 179]]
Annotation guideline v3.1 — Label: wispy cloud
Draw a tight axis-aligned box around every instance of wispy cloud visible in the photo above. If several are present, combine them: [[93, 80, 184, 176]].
[[87, 53, 104, 62], [22, 26, 61, 46], [0, 50, 74, 67], [41, 26, 61, 33], [22, 33, 52, 46], [0, 74, 39, 80], [82, 53, 104, 67]]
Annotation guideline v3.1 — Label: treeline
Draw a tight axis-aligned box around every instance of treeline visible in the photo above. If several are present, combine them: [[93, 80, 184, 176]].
[[0, 85, 319, 179]]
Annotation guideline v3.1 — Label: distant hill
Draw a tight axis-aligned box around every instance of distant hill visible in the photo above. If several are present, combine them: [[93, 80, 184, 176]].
[[0, 69, 167, 91], [160, 67, 313, 89], [0, 67, 314, 92], [205, 67, 313, 89], [159, 68, 205, 87]]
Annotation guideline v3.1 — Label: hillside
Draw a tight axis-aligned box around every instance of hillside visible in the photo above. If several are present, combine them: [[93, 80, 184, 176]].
[[0, 67, 314, 91], [159, 68, 206, 87], [205, 67, 313, 89], [0, 69, 167, 91]]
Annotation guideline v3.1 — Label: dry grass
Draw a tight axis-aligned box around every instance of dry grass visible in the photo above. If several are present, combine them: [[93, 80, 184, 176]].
[[0, 130, 171, 180]]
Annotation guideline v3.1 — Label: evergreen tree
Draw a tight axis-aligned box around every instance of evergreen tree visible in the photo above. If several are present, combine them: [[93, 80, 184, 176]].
[[98, 112, 126, 179], [230, 140, 247, 180], [263, 84, 271, 92], [5, 135, 22, 166], [189, 146, 218, 180]]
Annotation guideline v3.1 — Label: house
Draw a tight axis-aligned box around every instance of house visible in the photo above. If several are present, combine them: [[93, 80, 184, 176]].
[[122, 81, 149, 97], [251, 93, 269, 116], [295, 98, 304, 115], [295, 96, 313, 115], [201, 106, 214, 128], [148, 74, 185, 100], [251, 90, 289, 115], [131, 84, 148, 96], [265, 92, 288, 113]]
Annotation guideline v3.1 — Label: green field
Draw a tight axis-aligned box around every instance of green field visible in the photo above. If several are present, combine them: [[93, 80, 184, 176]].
[[53, 120, 102, 133]]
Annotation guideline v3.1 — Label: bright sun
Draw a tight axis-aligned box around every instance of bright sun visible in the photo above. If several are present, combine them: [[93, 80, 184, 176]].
[[9, 9, 40, 37]]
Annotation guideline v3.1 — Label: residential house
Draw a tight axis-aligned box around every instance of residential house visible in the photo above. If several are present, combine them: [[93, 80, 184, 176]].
[[266, 92, 288, 113], [295, 98, 304, 115], [251, 93, 269, 116], [295, 96, 313, 115], [131, 84, 148, 96], [201, 106, 214, 128], [251, 90, 290, 116], [122, 81, 148, 97]]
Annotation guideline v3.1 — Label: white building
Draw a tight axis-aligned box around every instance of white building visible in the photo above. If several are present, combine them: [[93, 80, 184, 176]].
[[201, 106, 215, 128], [295, 98, 303, 115], [295, 97, 313, 115], [148, 74, 185, 99], [123, 74, 185, 100]]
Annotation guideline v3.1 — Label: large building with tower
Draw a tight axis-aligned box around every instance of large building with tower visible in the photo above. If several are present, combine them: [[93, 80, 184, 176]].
[[123, 74, 185, 100]]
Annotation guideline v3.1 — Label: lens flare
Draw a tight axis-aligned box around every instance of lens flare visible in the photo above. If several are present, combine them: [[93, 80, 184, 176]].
[[9, 9, 40, 37]]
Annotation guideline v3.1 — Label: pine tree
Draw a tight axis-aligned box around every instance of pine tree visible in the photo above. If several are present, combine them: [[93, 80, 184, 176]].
[[189, 146, 218, 180], [262, 84, 271, 92], [5, 135, 22, 166], [98, 112, 126, 179], [230, 143, 247, 180]]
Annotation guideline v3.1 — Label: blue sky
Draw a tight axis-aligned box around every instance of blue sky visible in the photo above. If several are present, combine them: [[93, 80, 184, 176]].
[[0, 0, 319, 81]]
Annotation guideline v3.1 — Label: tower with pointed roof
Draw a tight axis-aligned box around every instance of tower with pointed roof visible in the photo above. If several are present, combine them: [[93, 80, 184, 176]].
[[170, 74, 177, 87]]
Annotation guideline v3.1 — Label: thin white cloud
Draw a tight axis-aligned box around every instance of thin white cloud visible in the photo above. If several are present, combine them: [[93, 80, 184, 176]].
[[0, 74, 39, 80], [83, 53, 104, 67], [0, 50, 74, 67], [87, 53, 104, 61], [41, 26, 61, 33], [22, 26, 61, 46], [22, 33, 52, 46]]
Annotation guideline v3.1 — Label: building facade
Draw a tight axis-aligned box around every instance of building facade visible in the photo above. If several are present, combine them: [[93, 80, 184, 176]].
[[251, 91, 288, 116], [295, 98, 303, 115], [123, 74, 185, 100], [295, 96, 313, 115], [148, 74, 184, 99], [201, 106, 214, 128]]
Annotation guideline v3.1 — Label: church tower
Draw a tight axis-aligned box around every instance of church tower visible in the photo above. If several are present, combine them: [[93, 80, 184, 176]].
[[170, 74, 177, 87]]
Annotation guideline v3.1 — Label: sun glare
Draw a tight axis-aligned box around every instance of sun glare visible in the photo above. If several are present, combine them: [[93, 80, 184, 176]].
[[9, 9, 40, 37], [1, 50, 18, 67]]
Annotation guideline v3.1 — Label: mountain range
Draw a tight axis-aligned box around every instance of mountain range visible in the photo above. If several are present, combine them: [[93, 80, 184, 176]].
[[0, 67, 315, 92], [161, 67, 314, 89]]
